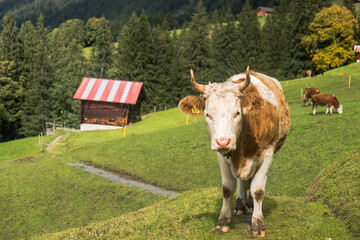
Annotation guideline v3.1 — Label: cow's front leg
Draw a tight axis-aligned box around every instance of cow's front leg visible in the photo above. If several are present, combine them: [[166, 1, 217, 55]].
[[312, 103, 317, 115], [326, 107, 329, 114], [217, 153, 235, 233], [250, 147, 274, 237]]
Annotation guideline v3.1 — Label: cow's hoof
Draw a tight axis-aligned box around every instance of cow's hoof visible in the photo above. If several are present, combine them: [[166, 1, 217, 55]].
[[216, 217, 230, 233], [234, 209, 245, 216], [216, 225, 229, 233], [252, 229, 266, 237]]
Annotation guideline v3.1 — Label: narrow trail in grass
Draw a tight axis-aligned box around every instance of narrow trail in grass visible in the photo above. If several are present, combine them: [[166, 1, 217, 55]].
[[47, 135, 64, 152], [48, 136, 178, 197], [67, 162, 179, 198]]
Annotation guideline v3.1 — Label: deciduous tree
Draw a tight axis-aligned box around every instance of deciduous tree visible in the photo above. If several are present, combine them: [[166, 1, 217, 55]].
[[301, 5, 359, 72]]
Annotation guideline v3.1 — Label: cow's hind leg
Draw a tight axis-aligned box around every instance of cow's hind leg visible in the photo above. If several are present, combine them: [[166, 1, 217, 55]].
[[250, 147, 274, 237], [247, 188, 254, 213], [234, 179, 247, 215], [217, 154, 235, 233]]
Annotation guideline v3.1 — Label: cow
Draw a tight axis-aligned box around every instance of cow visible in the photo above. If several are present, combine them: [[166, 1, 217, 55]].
[[311, 93, 343, 115], [179, 67, 290, 237], [306, 69, 312, 78], [303, 87, 320, 106]]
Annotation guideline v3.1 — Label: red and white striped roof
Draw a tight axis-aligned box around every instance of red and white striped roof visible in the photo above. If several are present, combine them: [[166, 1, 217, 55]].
[[73, 78, 143, 105]]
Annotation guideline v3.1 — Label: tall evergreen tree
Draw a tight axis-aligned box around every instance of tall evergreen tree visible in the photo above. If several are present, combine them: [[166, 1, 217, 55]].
[[261, 0, 292, 80], [49, 21, 87, 128], [20, 15, 54, 136], [0, 11, 24, 140], [212, 9, 239, 79], [229, 1, 262, 74], [114, 11, 155, 112], [115, 12, 152, 82], [89, 17, 113, 78], [148, 20, 180, 109], [180, 1, 214, 84]]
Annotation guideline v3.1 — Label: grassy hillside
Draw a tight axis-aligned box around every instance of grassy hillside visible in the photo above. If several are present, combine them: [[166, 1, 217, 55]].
[[309, 148, 360, 238], [1, 62, 360, 239], [40, 188, 351, 240], [0, 152, 165, 239]]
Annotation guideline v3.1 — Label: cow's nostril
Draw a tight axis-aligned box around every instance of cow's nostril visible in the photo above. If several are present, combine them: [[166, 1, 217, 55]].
[[215, 138, 231, 149]]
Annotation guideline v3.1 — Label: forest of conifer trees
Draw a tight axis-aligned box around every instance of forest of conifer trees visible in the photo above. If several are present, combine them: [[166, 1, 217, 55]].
[[0, 0, 358, 142]]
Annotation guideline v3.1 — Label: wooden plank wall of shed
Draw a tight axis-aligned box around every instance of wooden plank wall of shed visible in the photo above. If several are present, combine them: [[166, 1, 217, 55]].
[[80, 101, 129, 126]]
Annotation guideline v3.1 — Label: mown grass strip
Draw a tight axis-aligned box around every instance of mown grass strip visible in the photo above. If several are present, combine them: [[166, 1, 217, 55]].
[[309, 148, 360, 238]]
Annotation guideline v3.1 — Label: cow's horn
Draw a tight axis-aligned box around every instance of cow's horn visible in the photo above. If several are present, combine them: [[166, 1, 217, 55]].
[[191, 69, 206, 93], [239, 66, 250, 92]]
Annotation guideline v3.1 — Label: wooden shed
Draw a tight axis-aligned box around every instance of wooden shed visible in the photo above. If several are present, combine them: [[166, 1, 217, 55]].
[[73, 78, 144, 130], [256, 7, 274, 17]]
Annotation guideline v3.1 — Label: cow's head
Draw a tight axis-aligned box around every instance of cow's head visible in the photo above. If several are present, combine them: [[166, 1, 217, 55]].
[[179, 67, 251, 154], [337, 105, 343, 114]]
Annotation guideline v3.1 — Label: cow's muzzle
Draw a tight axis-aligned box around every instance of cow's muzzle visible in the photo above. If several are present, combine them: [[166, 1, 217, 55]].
[[214, 138, 232, 152]]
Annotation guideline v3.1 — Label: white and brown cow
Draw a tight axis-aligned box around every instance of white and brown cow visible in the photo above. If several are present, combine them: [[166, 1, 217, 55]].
[[311, 93, 343, 115], [179, 67, 290, 237], [303, 87, 320, 106]]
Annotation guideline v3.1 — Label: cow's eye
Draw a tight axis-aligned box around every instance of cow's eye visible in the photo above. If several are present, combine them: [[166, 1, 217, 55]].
[[205, 113, 213, 120], [234, 111, 241, 118]]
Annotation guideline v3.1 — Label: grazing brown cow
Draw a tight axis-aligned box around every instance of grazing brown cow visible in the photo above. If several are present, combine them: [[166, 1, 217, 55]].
[[179, 67, 290, 237], [311, 93, 343, 115], [303, 87, 320, 106], [306, 70, 312, 78]]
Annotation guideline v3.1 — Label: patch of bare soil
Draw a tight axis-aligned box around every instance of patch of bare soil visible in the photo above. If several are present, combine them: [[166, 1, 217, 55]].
[[13, 156, 35, 163]]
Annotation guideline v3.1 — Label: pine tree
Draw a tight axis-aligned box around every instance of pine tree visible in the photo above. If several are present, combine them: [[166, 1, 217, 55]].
[[260, 0, 292, 79], [0, 11, 24, 140], [20, 15, 54, 136], [114, 11, 154, 113], [180, 1, 214, 84], [89, 17, 113, 78], [229, 1, 262, 74], [212, 9, 239, 79], [49, 21, 87, 128], [148, 21, 180, 110]]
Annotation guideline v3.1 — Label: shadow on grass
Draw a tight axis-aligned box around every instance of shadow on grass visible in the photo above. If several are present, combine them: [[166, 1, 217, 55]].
[[180, 195, 278, 233]]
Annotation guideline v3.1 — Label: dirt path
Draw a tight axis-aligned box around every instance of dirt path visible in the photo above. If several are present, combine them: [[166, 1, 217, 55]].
[[67, 163, 179, 198]]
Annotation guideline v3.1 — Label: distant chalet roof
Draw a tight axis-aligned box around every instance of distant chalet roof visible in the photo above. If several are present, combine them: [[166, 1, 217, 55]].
[[354, 45, 360, 53], [256, 7, 274, 13], [73, 78, 143, 105]]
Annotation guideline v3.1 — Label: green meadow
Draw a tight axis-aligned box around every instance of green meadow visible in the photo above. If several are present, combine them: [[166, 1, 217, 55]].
[[1, 63, 359, 239]]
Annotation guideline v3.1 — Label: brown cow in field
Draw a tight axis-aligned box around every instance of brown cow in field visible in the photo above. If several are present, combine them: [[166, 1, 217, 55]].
[[311, 93, 343, 115], [303, 87, 320, 106], [179, 67, 290, 237]]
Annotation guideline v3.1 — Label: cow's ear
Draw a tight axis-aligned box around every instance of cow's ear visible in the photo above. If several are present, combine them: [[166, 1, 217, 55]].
[[178, 96, 205, 117]]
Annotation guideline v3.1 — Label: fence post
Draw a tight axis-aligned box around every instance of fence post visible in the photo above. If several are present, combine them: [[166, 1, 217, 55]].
[[66, 131, 69, 150], [349, 76, 351, 88], [40, 133, 43, 152]]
